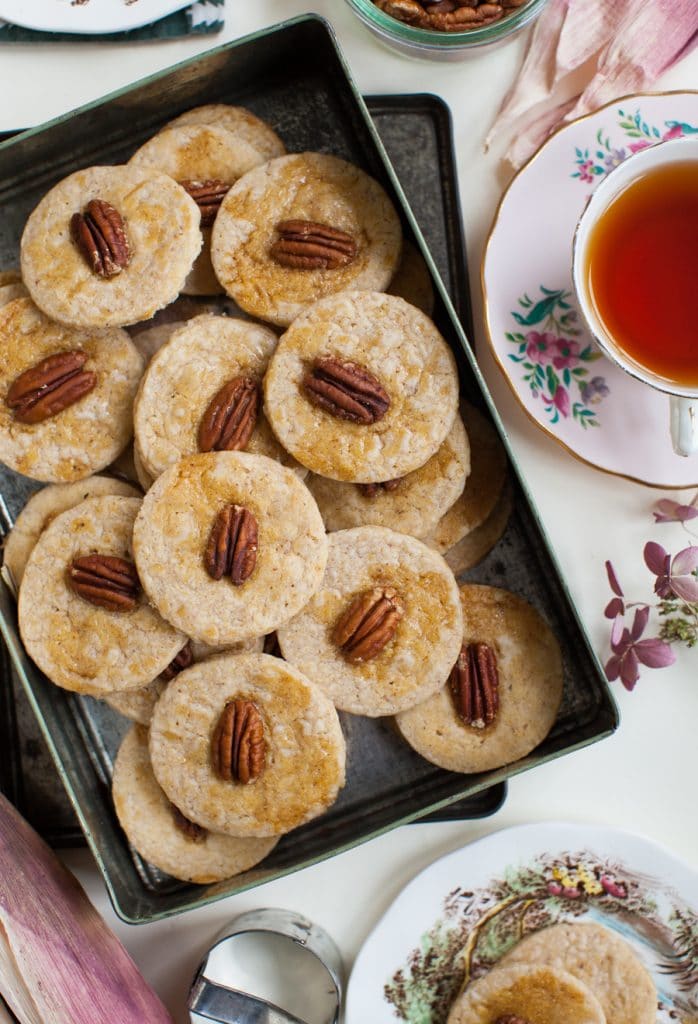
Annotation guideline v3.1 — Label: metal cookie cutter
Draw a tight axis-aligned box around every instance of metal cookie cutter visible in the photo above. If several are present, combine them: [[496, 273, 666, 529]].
[[188, 908, 343, 1024]]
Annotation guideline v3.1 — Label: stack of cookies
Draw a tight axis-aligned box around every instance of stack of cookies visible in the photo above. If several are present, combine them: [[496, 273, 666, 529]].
[[0, 103, 561, 885]]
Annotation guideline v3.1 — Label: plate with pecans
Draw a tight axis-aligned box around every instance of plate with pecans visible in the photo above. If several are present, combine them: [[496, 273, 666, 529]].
[[0, 0, 193, 35], [346, 822, 698, 1024]]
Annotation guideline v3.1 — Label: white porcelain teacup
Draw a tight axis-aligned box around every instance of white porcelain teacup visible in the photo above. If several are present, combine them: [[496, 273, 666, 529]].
[[572, 136, 698, 457]]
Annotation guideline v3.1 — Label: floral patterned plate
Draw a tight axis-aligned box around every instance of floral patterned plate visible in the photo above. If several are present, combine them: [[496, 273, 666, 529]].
[[346, 822, 698, 1024], [483, 91, 698, 488]]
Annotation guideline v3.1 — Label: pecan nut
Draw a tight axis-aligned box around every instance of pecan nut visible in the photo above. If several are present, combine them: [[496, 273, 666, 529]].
[[7, 350, 96, 425], [70, 199, 130, 277], [332, 586, 404, 663], [358, 478, 402, 498], [211, 699, 266, 784], [160, 641, 194, 682], [67, 554, 141, 612], [170, 803, 208, 842], [303, 357, 390, 425], [180, 179, 230, 227], [270, 220, 357, 270], [198, 377, 260, 453], [449, 642, 499, 728], [204, 504, 258, 585]]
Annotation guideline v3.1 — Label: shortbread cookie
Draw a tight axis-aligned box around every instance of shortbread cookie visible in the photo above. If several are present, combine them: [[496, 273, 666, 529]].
[[164, 104, 286, 163], [442, 477, 513, 576], [211, 153, 402, 326], [306, 412, 469, 537], [447, 964, 605, 1024], [396, 585, 563, 772], [0, 298, 143, 483], [133, 452, 327, 644], [4, 475, 140, 588], [133, 315, 301, 480], [387, 240, 435, 316], [425, 402, 508, 553], [277, 526, 462, 716], [21, 165, 201, 328], [149, 653, 346, 836], [0, 281, 28, 308], [18, 496, 184, 695], [113, 725, 278, 883], [500, 922, 656, 1024], [264, 292, 459, 482]]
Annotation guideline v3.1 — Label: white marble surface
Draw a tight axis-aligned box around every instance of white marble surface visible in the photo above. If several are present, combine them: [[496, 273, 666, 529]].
[[2, 3, 697, 1021]]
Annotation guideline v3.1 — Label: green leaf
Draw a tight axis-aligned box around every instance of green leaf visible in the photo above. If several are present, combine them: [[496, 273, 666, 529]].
[[512, 292, 564, 326], [546, 365, 558, 394], [563, 369, 571, 387]]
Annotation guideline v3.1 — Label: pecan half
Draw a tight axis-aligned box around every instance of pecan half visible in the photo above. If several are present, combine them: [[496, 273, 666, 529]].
[[211, 699, 266, 784], [198, 377, 260, 453], [449, 642, 499, 728], [375, 0, 425, 22], [303, 357, 390, 425], [358, 478, 402, 498], [70, 199, 130, 277], [160, 641, 194, 682], [7, 350, 96, 425], [180, 179, 230, 227], [67, 554, 141, 612], [171, 803, 208, 842], [204, 504, 258, 585], [270, 220, 357, 270], [333, 586, 404, 663]]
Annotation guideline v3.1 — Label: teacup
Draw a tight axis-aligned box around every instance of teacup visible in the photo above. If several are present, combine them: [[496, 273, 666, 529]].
[[572, 136, 698, 457]]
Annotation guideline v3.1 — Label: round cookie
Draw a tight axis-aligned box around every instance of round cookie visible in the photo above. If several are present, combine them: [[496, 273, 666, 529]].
[[133, 452, 328, 645], [149, 653, 346, 837], [424, 402, 509, 554], [0, 298, 143, 483], [18, 496, 184, 695], [21, 165, 201, 328], [442, 477, 513, 576], [211, 153, 402, 326], [133, 315, 299, 480], [113, 725, 278, 883], [264, 292, 459, 482], [447, 963, 605, 1024], [277, 526, 463, 716], [499, 922, 657, 1024], [306, 412, 469, 537], [395, 584, 563, 772], [3, 475, 141, 589], [387, 240, 435, 316], [164, 105, 286, 163]]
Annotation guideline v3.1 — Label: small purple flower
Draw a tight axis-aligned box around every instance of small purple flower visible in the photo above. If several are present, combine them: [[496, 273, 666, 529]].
[[580, 376, 610, 404], [604, 560, 625, 619], [525, 330, 556, 365], [644, 542, 698, 602], [577, 159, 595, 183], [551, 338, 581, 370], [605, 607, 675, 691], [604, 147, 626, 171], [652, 498, 698, 524]]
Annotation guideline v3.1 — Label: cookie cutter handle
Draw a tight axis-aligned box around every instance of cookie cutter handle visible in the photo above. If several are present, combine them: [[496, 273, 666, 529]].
[[189, 971, 306, 1024]]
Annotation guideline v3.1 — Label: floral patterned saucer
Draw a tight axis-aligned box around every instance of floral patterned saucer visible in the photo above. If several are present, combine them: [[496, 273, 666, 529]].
[[346, 823, 698, 1024], [482, 91, 698, 488]]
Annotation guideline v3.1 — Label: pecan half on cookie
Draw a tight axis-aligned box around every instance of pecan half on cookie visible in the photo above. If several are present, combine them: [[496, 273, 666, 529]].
[[198, 377, 260, 453], [70, 199, 130, 278], [180, 179, 230, 227], [211, 699, 266, 783], [303, 357, 390, 424], [449, 641, 499, 728], [270, 220, 357, 270], [6, 350, 96, 425], [333, 586, 404, 663], [204, 504, 258, 584], [67, 554, 141, 612]]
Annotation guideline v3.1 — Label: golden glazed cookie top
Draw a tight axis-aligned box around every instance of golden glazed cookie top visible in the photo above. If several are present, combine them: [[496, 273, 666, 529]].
[[163, 104, 286, 163], [210, 153, 402, 326], [128, 124, 264, 185], [447, 963, 605, 1024]]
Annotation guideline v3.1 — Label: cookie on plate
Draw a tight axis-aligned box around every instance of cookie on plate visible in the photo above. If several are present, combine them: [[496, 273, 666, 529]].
[[0, 298, 143, 483], [447, 963, 605, 1024], [3, 475, 140, 589], [163, 104, 286, 163], [21, 165, 201, 328], [113, 724, 278, 883], [149, 653, 346, 837], [499, 922, 657, 1024], [133, 452, 327, 645], [211, 153, 402, 326], [395, 584, 563, 772], [264, 292, 459, 482], [18, 495, 184, 695], [306, 411, 469, 537], [387, 239, 435, 316], [277, 526, 463, 716]]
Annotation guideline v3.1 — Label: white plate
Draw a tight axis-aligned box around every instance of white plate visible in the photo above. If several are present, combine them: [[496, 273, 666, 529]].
[[347, 822, 698, 1023], [0, 0, 193, 35], [483, 91, 698, 488]]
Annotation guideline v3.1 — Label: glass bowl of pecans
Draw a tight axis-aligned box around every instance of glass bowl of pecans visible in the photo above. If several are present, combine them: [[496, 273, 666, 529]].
[[344, 0, 548, 59]]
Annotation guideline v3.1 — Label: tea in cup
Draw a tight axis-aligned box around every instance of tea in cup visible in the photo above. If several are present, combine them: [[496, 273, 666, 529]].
[[572, 136, 698, 456]]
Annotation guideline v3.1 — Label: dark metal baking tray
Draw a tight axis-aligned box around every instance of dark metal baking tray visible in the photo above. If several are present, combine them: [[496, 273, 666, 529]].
[[0, 15, 618, 923], [0, 92, 504, 844]]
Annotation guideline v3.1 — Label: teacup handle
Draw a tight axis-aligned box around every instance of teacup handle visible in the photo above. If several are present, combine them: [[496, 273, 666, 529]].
[[670, 396, 698, 457]]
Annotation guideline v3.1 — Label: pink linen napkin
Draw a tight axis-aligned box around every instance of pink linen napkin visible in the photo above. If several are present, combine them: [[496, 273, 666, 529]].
[[488, 0, 698, 168]]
